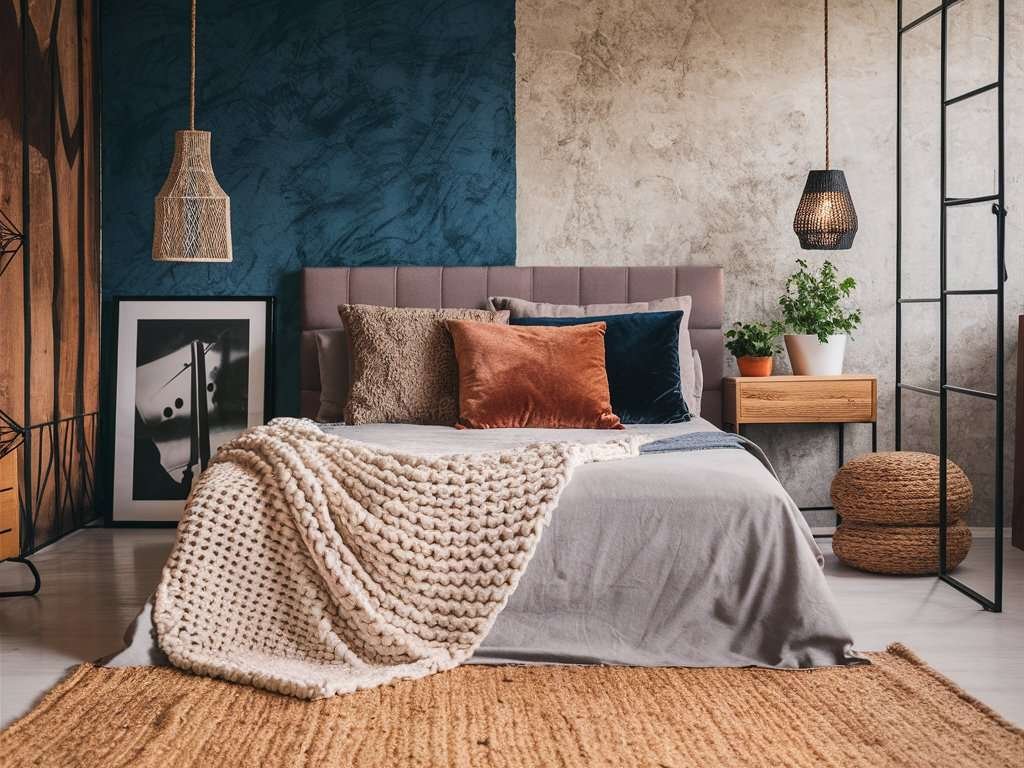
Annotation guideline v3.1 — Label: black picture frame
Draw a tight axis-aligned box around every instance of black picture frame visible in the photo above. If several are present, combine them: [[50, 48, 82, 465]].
[[104, 296, 275, 526]]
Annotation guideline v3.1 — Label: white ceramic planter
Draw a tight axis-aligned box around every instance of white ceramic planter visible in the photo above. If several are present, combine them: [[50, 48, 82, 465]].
[[784, 334, 847, 375]]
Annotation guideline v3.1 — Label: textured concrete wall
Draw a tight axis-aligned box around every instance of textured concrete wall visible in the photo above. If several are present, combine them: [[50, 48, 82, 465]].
[[516, 0, 1023, 527]]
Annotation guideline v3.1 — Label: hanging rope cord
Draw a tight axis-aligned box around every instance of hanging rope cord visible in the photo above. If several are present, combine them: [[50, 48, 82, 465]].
[[823, 0, 831, 171], [189, 0, 197, 130]]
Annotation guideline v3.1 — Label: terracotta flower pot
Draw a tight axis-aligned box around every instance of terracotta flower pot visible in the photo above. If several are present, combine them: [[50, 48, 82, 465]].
[[737, 356, 773, 377]]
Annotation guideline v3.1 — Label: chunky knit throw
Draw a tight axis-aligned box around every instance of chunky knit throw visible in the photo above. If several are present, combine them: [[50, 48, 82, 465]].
[[154, 418, 642, 699]]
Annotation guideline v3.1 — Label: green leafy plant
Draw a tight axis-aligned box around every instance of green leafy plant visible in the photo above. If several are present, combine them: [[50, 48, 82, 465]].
[[724, 321, 785, 358], [778, 258, 862, 343]]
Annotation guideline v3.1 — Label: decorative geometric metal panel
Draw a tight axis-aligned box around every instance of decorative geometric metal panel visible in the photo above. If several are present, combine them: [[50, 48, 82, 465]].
[[0, 209, 22, 280], [0, 408, 23, 460], [22, 413, 98, 552]]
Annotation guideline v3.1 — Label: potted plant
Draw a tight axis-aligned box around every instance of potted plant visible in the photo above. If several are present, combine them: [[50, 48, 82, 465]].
[[725, 321, 784, 377], [778, 258, 862, 375]]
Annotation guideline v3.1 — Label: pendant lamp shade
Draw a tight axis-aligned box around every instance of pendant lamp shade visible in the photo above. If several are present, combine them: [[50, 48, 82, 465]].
[[152, 0, 232, 263], [153, 130, 232, 262], [793, 169, 858, 250], [793, 0, 857, 250]]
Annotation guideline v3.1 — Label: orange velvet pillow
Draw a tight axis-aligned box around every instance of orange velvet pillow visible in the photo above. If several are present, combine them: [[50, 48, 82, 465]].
[[446, 320, 623, 429]]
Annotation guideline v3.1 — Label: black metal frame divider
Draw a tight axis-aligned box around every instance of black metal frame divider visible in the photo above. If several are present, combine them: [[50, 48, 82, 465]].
[[896, 0, 1005, 612]]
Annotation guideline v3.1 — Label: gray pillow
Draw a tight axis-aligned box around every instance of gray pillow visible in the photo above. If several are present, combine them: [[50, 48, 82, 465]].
[[314, 328, 348, 423], [691, 349, 703, 418], [338, 304, 510, 425], [487, 295, 697, 411]]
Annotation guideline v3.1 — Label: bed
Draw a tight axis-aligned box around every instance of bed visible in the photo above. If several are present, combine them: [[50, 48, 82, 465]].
[[109, 266, 857, 676]]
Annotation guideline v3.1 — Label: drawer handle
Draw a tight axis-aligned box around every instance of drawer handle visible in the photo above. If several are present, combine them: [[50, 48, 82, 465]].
[[0, 528, 12, 535]]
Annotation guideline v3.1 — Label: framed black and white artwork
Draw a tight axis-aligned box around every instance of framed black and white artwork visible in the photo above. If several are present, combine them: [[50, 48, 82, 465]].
[[110, 297, 274, 523]]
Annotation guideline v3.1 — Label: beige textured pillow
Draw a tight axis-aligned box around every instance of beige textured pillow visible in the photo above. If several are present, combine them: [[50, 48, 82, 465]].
[[487, 295, 697, 410], [339, 304, 509, 425]]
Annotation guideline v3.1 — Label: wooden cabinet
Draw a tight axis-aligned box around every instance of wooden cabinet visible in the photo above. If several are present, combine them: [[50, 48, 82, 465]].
[[0, 452, 19, 561], [723, 375, 878, 520], [724, 375, 877, 427]]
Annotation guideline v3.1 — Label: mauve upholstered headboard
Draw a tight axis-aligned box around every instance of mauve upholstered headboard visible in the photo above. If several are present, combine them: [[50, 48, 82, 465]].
[[300, 266, 725, 425]]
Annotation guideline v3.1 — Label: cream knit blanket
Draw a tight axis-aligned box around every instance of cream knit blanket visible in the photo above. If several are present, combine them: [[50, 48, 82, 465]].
[[154, 418, 642, 699]]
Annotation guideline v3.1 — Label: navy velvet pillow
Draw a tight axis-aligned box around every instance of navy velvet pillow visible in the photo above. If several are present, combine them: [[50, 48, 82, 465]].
[[510, 311, 690, 424]]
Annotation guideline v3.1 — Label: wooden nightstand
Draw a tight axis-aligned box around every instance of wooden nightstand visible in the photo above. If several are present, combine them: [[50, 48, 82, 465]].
[[723, 375, 877, 520], [0, 452, 19, 561], [0, 450, 40, 598]]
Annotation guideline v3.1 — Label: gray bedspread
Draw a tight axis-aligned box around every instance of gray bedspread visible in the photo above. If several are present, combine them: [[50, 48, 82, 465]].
[[106, 418, 859, 670]]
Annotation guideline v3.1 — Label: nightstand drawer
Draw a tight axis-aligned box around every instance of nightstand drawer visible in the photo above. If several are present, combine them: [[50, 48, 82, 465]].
[[0, 489, 18, 560], [0, 453, 15, 492], [727, 376, 876, 424]]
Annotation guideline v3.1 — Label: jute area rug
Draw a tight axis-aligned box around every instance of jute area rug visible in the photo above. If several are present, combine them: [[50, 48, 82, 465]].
[[1, 644, 1020, 768]]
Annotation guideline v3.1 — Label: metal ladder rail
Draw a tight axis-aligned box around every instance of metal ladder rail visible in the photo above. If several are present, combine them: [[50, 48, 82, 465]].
[[896, 0, 1005, 612]]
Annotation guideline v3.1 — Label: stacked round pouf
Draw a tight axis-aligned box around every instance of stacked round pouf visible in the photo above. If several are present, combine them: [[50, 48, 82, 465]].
[[830, 451, 973, 575]]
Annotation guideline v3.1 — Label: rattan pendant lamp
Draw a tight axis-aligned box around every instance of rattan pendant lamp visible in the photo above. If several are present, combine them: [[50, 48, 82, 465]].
[[152, 0, 232, 262], [793, 0, 858, 250]]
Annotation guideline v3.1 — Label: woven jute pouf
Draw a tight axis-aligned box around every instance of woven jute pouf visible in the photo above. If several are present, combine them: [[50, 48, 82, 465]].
[[830, 451, 973, 525], [833, 521, 972, 575]]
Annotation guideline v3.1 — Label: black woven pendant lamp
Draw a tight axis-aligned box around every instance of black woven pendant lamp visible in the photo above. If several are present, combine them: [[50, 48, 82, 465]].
[[793, 0, 858, 250]]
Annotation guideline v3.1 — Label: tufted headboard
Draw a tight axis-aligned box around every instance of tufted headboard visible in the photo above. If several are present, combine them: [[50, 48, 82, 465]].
[[300, 266, 725, 425]]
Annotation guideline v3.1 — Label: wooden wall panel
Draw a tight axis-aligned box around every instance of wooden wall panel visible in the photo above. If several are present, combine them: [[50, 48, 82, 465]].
[[0, 0, 25, 436], [56, 0, 83, 534], [81, 0, 99, 420], [80, 0, 100, 535], [26, 0, 59, 544], [1, 0, 98, 553], [56, 0, 80, 423]]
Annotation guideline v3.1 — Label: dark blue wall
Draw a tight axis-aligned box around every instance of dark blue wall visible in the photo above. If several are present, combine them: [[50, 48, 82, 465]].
[[101, 0, 515, 415]]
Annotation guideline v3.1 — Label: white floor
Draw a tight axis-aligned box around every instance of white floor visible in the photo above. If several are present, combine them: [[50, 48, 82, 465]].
[[1, 527, 1022, 731]]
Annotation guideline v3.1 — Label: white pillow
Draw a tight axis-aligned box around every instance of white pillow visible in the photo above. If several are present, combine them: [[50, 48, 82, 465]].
[[690, 349, 703, 417]]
